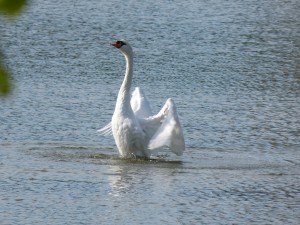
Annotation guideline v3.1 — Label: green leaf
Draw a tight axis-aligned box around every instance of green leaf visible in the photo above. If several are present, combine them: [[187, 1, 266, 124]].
[[0, 62, 11, 96], [0, 0, 27, 16]]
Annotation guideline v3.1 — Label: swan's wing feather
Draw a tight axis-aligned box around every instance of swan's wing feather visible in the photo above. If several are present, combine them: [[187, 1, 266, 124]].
[[97, 87, 151, 137], [148, 114, 185, 156], [130, 87, 152, 118], [97, 122, 112, 136], [146, 99, 185, 156]]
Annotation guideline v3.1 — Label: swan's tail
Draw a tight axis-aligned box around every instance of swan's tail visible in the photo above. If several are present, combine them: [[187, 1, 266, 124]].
[[97, 122, 112, 136]]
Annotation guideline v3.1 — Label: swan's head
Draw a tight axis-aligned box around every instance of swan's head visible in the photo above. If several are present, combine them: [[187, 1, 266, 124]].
[[111, 40, 133, 56]]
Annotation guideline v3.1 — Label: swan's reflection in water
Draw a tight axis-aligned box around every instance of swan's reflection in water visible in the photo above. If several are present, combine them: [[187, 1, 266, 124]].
[[107, 166, 134, 197], [106, 159, 184, 199], [104, 160, 193, 224]]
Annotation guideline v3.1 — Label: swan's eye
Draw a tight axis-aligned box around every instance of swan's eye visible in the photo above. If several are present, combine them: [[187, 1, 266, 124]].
[[117, 41, 126, 46], [112, 40, 126, 48]]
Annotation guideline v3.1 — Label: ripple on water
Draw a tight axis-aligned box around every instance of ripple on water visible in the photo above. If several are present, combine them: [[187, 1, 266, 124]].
[[1, 141, 300, 224], [1, 0, 300, 224]]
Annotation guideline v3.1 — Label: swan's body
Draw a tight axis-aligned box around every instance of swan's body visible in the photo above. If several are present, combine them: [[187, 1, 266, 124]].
[[99, 40, 185, 158]]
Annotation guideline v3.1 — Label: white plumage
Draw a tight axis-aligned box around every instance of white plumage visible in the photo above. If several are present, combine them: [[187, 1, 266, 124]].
[[98, 40, 185, 158]]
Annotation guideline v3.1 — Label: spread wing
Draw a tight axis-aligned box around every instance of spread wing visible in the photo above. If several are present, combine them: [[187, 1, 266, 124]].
[[97, 122, 112, 136], [130, 87, 152, 118], [145, 98, 185, 156], [98, 87, 185, 156], [98, 87, 152, 136]]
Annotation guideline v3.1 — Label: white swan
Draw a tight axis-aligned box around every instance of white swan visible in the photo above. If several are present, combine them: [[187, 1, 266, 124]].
[[98, 40, 185, 158]]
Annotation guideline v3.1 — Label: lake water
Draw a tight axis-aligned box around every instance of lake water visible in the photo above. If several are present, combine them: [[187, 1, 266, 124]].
[[1, 0, 300, 224]]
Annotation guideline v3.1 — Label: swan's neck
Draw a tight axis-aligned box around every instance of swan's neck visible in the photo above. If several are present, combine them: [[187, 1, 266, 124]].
[[115, 52, 133, 113]]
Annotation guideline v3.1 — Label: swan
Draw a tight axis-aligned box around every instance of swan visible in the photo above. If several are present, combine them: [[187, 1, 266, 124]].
[[98, 40, 185, 158]]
